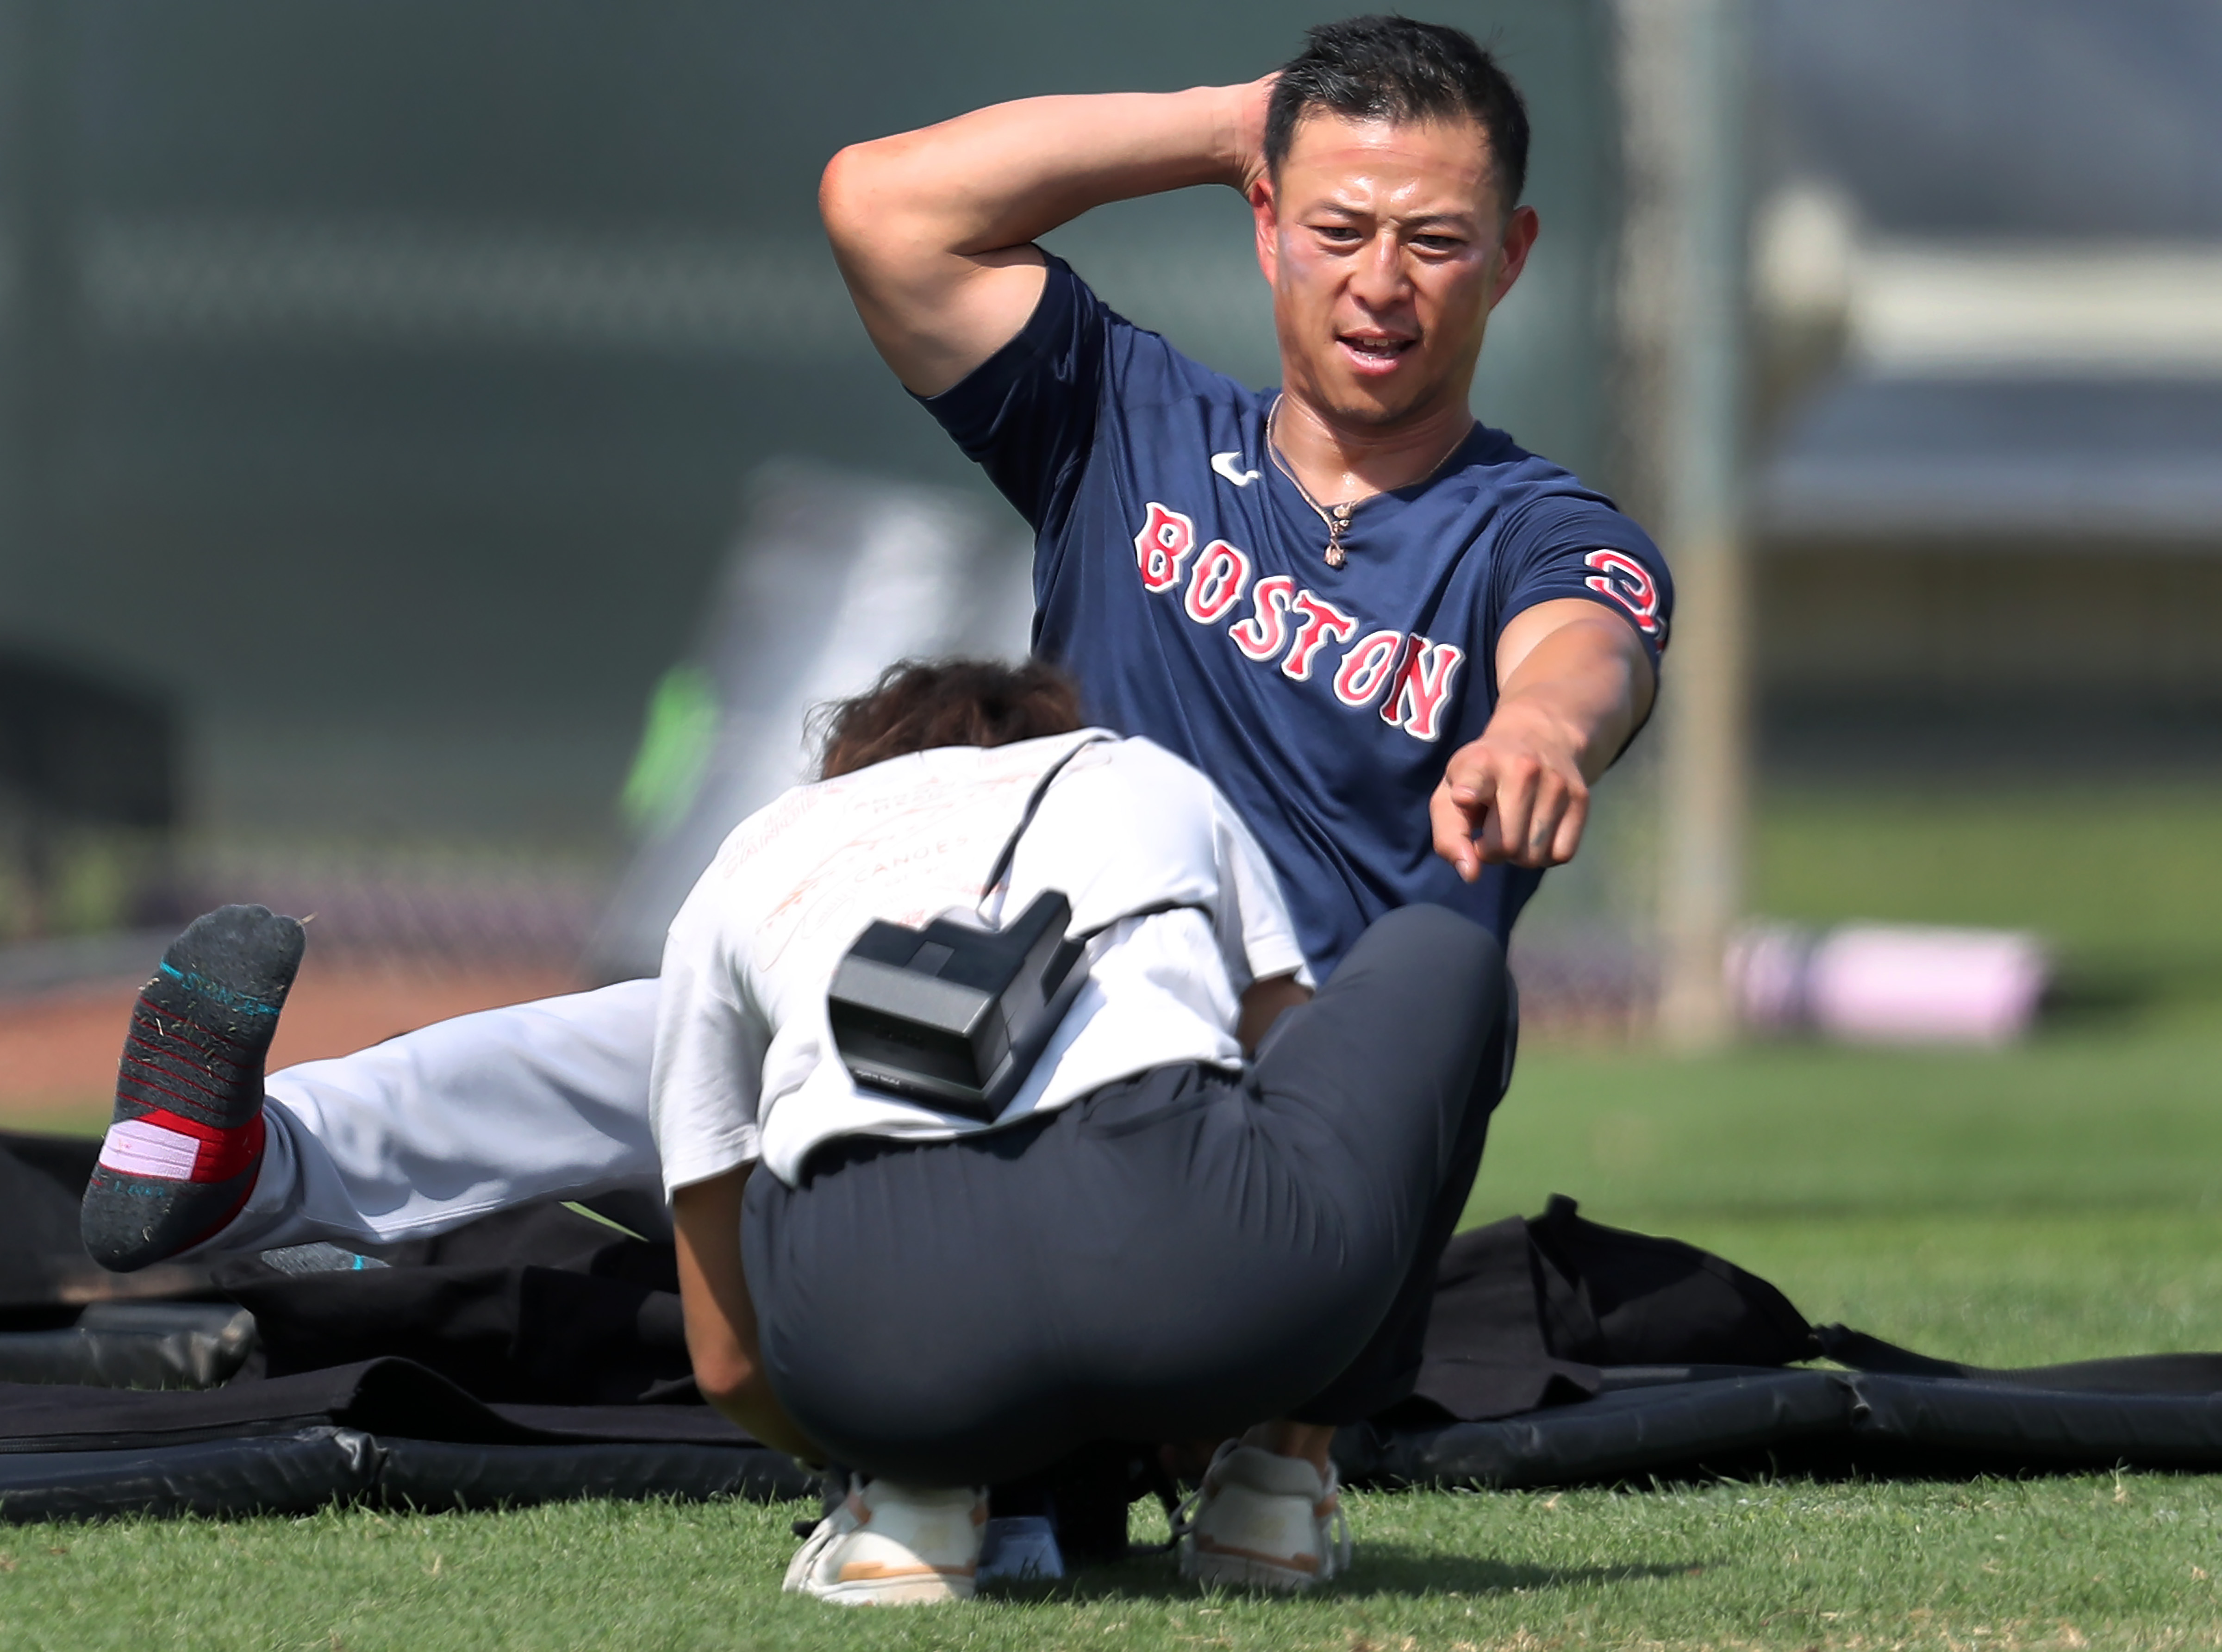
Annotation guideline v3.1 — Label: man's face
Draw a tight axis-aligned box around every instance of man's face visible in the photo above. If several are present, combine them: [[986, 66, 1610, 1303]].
[[1253, 111, 1539, 432]]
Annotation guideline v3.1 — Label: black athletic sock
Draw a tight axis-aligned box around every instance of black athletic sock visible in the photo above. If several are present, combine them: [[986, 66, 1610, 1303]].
[[80, 904, 305, 1272]]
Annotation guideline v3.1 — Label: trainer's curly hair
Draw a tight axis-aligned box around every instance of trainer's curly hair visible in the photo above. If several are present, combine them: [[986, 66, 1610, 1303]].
[[812, 658, 1084, 780]]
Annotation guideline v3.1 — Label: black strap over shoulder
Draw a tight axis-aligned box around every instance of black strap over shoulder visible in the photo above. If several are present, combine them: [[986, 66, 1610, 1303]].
[[976, 734, 1113, 911], [976, 735, 1211, 944]]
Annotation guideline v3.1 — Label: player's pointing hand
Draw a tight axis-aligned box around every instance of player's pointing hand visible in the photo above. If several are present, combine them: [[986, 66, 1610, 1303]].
[[1431, 708, 1591, 879], [1429, 598, 1656, 881]]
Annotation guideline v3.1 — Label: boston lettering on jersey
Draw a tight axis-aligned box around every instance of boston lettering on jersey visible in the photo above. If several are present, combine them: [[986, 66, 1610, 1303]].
[[1134, 500, 1467, 741], [922, 258, 1673, 975]]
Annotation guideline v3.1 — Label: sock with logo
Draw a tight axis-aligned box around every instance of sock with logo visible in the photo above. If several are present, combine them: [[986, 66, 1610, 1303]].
[[80, 904, 305, 1272]]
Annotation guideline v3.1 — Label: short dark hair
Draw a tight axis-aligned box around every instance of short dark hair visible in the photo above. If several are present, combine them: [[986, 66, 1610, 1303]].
[[1265, 15, 1531, 209], [813, 658, 1083, 780]]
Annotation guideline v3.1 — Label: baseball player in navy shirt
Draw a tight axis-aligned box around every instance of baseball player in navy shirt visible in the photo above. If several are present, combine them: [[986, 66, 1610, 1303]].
[[82, 16, 1673, 1596], [822, 20, 1670, 973]]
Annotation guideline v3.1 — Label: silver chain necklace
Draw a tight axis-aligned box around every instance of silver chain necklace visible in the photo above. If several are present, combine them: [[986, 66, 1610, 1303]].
[[1265, 395, 1473, 569]]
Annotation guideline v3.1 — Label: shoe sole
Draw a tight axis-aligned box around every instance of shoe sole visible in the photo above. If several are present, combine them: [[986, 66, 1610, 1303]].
[[810, 1573, 976, 1606], [1180, 1546, 1321, 1594]]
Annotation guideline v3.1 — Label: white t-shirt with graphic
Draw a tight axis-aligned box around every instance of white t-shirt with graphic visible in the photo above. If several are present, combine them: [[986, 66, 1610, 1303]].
[[649, 731, 1311, 1192]]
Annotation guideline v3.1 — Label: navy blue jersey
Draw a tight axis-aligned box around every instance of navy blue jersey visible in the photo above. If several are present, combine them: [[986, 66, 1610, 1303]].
[[923, 258, 1672, 975]]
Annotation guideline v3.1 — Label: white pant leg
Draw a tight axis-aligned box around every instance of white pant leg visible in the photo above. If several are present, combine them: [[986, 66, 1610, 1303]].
[[184, 978, 663, 1257]]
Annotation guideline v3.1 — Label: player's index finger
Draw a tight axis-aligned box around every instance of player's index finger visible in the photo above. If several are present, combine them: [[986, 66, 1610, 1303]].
[[1443, 744, 1499, 802]]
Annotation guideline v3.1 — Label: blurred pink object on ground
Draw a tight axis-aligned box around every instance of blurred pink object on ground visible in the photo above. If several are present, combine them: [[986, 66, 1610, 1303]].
[[1729, 922, 2050, 1046]]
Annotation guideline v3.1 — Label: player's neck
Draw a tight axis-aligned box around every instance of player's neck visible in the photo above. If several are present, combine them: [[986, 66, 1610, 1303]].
[[1268, 390, 1475, 507]]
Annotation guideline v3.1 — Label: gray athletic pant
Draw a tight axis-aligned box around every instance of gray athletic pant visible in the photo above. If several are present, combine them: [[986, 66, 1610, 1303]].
[[745, 903, 1514, 1488], [202, 979, 666, 1258]]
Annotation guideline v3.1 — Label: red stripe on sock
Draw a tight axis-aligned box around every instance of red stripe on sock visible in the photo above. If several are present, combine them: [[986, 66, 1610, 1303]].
[[127, 1107, 266, 1183], [130, 1004, 256, 1062], [120, 1043, 234, 1103], [121, 1071, 240, 1118]]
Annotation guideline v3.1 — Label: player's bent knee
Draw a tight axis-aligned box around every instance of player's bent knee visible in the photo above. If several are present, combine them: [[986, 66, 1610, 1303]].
[[1357, 902, 1505, 989]]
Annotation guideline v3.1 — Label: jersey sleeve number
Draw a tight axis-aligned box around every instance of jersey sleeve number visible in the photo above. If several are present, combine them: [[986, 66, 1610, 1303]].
[[1582, 549, 1666, 646]]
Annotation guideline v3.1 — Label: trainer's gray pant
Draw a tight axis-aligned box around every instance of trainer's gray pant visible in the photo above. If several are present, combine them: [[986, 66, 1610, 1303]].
[[196, 979, 664, 1257], [753, 904, 1511, 1486]]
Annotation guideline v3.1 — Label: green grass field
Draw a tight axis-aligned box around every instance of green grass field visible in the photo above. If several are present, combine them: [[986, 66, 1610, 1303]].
[[3, 784, 2219, 1650]]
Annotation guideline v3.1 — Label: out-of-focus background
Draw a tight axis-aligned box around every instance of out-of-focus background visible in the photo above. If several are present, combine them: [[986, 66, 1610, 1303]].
[[0, 0, 2215, 1204]]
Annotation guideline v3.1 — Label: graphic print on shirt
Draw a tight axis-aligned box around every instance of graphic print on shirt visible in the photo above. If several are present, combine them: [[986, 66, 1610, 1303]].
[[1134, 501, 1467, 743], [747, 765, 1042, 974]]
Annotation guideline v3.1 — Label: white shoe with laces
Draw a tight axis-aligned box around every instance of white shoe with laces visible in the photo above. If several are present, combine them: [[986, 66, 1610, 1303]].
[[782, 1475, 986, 1605], [1174, 1441, 1354, 1592]]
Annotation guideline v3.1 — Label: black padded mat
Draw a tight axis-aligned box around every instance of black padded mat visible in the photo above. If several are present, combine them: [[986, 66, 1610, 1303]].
[[0, 1427, 809, 1522], [11, 1125, 2222, 1521], [1340, 1369, 2222, 1490], [0, 1358, 811, 1521], [0, 1358, 749, 1455]]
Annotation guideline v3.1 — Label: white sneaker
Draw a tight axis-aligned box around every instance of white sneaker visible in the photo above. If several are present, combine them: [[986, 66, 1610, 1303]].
[[1175, 1441, 1353, 1592], [782, 1476, 986, 1606]]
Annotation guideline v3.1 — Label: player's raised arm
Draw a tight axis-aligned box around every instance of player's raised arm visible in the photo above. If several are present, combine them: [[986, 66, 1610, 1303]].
[[820, 79, 1272, 396]]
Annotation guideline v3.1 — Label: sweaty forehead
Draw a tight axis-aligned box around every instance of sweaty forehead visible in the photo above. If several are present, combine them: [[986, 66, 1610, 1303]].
[[1278, 111, 1499, 215]]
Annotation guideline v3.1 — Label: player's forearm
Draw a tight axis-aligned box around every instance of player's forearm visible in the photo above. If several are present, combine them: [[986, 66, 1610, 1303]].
[[1490, 607, 1654, 782], [824, 86, 1253, 264], [1430, 610, 1651, 878]]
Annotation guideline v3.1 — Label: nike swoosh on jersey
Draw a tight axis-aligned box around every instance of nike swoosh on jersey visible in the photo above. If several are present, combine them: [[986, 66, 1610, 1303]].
[[1210, 451, 1262, 487]]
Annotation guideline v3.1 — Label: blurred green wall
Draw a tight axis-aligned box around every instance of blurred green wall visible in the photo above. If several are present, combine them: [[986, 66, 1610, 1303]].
[[0, 0, 1619, 847]]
